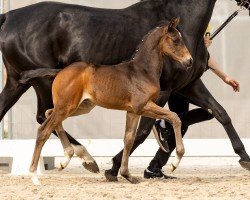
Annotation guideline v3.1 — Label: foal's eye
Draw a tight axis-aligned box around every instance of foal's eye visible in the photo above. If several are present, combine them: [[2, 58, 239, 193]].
[[172, 38, 179, 44]]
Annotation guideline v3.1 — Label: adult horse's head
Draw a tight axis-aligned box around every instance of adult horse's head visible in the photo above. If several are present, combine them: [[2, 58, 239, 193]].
[[160, 18, 193, 69]]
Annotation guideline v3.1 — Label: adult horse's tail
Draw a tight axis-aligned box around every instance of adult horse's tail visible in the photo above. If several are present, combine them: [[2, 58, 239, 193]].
[[0, 14, 6, 45], [0, 14, 6, 28], [19, 69, 61, 85]]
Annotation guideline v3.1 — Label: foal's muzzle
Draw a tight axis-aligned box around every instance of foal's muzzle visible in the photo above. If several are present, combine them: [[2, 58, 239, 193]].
[[183, 57, 193, 69]]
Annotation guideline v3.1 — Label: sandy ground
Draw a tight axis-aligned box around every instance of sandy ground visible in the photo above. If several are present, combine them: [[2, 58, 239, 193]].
[[0, 157, 250, 200]]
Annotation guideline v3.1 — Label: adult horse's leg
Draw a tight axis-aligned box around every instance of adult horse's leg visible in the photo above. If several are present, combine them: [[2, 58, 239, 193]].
[[0, 61, 30, 121], [105, 92, 171, 181], [33, 81, 99, 173], [179, 78, 250, 169]]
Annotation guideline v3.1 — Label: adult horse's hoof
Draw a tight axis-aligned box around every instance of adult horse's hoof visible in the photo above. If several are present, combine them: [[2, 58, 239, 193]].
[[239, 160, 250, 171], [104, 169, 118, 182], [83, 161, 100, 173]]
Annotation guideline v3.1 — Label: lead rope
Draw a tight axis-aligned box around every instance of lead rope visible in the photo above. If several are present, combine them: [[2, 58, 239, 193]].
[[206, 0, 250, 40]]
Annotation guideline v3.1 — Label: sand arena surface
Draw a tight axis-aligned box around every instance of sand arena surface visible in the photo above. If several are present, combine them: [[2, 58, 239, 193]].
[[0, 157, 249, 200]]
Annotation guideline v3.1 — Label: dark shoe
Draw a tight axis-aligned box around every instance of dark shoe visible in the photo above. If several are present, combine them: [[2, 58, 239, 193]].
[[154, 120, 170, 152], [144, 168, 176, 179]]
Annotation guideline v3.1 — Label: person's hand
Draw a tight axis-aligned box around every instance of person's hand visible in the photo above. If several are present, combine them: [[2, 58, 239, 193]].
[[224, 76, 240, 92], [204, 36, 212, 48]]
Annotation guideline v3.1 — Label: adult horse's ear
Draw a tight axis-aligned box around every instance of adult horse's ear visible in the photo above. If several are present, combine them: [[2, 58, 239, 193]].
[[169, 17, 180, 28]]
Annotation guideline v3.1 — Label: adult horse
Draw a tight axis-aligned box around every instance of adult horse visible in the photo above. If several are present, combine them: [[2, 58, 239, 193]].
[[0, 0, 249, 178]]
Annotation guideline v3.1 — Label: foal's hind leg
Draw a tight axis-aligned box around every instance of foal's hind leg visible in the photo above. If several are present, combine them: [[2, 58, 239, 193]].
[[141, 101, 184, 172], [45, 109, 74, 171], [120, 112, 140, 184], [30, 110, 67, 185], [46, 104, 100, 173], [57, 124, 75, 171], [70, 101, 100, 173]]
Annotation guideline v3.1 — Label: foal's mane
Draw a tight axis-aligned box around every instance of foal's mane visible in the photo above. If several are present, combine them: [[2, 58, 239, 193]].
[[132, 25, 167, 60]]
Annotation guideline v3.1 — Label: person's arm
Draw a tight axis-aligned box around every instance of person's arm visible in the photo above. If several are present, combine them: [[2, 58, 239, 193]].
[[208, 57, 240, 92], [204, 36, 240, 92]]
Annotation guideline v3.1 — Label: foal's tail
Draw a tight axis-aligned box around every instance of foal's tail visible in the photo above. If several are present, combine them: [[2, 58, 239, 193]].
[[19, 69, 61, 85]]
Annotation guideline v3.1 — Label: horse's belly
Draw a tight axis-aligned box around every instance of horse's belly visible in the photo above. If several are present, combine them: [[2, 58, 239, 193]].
[[95, 94, 133, 112]]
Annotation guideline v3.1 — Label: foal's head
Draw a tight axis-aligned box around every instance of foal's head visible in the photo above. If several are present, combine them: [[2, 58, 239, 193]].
[[160, 18, 193, 68]]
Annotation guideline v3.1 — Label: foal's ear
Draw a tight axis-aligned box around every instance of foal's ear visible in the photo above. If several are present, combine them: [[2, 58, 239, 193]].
[[169, 17, 180, 28]]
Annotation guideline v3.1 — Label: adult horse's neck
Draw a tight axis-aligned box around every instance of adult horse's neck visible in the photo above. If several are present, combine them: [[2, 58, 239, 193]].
[[132, 0, 217, 79], [157, 0, 217, 88], [160, 0, 217, 52], [137, 0, 217, 39], [132, 27, 165, 79]]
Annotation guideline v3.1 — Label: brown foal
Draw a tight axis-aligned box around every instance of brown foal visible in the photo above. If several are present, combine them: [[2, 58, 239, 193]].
[[29, 18, 193, 184]]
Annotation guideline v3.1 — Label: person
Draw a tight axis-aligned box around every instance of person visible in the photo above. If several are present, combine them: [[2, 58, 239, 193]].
[[144, 36, 240, 179]]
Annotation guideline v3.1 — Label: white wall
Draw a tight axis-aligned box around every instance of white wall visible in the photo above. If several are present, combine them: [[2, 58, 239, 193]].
[[10, 0, 139, 9], [5, 0, 250, 139]]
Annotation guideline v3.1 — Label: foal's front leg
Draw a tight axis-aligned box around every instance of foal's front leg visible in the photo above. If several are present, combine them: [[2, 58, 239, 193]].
[[141, 101, 185, 171], [120, 112, 140, 184]]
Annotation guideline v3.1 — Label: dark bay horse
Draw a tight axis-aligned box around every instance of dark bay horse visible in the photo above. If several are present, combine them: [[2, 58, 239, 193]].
[[27, 20, 192, 184], [0, 0, 249, 179]]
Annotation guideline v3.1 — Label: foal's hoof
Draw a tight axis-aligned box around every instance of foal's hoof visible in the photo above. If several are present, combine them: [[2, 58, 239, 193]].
[[83, 161, 100, 173], [105, 170, 118, 182], [239, 160, 250, 171], [124, 176, 140, 184], [58, 163, 65, 171], [30, 173, 41, 186], [170, 164, 177, 172]]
